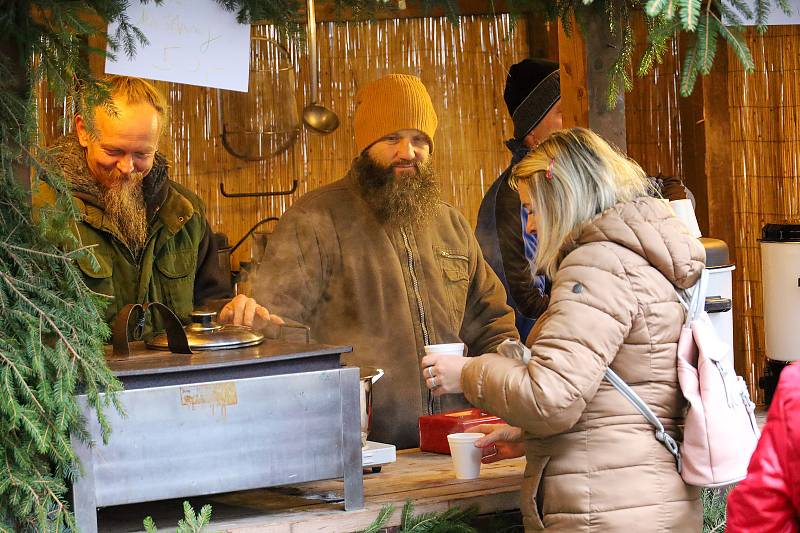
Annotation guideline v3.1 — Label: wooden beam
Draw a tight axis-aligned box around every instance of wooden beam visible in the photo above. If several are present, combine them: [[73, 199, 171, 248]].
[[557, 15, 626, 150], [557, 19, 589, 129], [301, 0, 532, 23], [526, 12, 558, 62], [677, 35, 710, 236], [1, 38, 31, 195], [702, 52, 735, 255]]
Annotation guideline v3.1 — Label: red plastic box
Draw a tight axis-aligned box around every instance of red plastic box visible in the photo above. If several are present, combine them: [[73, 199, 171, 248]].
[[418, 408, 503, 454]]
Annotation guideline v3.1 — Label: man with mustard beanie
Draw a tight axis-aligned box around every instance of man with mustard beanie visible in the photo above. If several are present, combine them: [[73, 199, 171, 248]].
[[255, 74, 518, 448]]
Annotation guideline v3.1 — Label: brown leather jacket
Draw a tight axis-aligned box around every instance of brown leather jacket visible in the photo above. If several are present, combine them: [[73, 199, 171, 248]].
[[254, 173, 518, 448]]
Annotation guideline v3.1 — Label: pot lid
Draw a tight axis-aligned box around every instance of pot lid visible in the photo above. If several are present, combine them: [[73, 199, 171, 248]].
[[146, 310, 264, 351]]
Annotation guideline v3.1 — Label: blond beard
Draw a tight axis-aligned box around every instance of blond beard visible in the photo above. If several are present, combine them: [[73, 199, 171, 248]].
[[101, 172, 148, 254]]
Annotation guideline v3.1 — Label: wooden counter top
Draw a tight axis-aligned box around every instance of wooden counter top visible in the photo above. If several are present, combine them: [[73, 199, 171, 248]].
[[98, 449, 526, 532]]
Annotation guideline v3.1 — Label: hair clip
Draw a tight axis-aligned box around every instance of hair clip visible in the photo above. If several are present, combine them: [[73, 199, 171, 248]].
[[545, 158, 554, 181]]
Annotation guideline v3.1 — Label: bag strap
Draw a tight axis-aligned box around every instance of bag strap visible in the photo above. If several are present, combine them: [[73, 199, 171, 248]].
[[604, 368, 682, 473], [676, 268, 709, 325]]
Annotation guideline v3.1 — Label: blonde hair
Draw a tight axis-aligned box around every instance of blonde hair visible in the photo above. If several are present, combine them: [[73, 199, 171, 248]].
[[511, 127, 652, 278], [108, 75, 166, 116], [83, 75, 168, 132]]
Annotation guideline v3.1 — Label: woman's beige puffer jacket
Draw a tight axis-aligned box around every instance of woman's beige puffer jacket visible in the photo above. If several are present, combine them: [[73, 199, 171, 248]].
[[462, 196, 706, 532]]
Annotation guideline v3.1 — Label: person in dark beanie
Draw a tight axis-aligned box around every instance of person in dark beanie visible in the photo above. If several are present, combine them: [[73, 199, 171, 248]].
[[475, 58, 562, 341]]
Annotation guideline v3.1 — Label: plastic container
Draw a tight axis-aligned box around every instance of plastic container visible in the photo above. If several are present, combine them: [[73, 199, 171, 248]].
[[419, 408, 502, 454]]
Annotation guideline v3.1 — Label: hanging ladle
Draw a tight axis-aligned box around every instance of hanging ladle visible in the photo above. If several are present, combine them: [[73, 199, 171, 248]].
[[302, 0, 339, 134]]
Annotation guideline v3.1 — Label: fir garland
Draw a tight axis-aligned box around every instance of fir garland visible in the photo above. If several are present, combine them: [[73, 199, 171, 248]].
[[525, 0, 787, 107], [359, 499, 479, 533]]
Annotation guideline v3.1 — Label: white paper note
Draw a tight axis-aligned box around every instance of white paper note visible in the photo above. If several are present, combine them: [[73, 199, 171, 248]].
[[105, 0, 251, 92]]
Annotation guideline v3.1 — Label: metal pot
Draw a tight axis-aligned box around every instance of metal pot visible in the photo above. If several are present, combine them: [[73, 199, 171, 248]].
[[357, 367, 384, 447], [146, 310, 264, 351]]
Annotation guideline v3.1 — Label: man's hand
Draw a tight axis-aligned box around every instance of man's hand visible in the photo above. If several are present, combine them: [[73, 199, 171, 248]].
[[218, 294, 285, 329], [468, 424, 525, 464], [420, 353, 467, 396]]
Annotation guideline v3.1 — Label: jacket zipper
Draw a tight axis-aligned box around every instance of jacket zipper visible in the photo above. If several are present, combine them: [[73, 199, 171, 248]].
[[440, 250, 469, 262], [401, 228, 434, 415]]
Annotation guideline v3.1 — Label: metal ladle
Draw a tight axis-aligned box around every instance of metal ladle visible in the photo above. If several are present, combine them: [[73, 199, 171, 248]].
[[302, 0, 339, 134]]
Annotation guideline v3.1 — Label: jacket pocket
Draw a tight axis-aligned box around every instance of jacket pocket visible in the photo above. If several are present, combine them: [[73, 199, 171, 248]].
[[155, 248, 196, 321], [77, 251, 114, 293], [436, 248, 470, 331], [521, 455, 550, 531]]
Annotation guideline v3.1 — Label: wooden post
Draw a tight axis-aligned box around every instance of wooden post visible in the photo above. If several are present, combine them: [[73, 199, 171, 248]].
[[557, 15, 627, 151], [1, 39, 31, 195], [677, 51, 709, 235], [678, 41, 745, 382], [526, 12, 559, 62]]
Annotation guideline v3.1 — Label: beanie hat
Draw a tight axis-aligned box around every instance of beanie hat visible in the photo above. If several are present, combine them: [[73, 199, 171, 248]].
[[354, 74, 438, 154], [504, 59, 560, 141]]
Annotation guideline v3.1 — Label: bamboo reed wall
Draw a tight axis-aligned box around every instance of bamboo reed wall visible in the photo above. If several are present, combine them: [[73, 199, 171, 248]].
[[728, 25, 800, 403], [39, 15, 529, 267], [625, 18, 684, 182]]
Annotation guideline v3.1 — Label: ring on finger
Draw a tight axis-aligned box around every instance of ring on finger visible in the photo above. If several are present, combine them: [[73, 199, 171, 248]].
[[426, 366, 435, 379], [431, 376, 438, 388]]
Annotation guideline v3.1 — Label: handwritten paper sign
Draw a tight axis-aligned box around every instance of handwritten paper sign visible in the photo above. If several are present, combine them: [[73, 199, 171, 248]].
[[726, 0, 800, 26], [105, 0, 251, 92], [758, 0, 800, 25]]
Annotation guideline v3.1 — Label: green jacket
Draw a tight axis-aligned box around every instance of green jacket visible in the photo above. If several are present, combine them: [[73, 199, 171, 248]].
[[35, 136, 231, 339], [254, 173, 518, 448]]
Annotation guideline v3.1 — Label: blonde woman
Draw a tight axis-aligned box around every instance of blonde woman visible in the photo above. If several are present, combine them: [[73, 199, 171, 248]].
[[421, 128, 705, 532]]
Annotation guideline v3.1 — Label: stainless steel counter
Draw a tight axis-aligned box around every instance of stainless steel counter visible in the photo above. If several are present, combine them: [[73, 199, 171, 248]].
[[72, 341, 362, 533]]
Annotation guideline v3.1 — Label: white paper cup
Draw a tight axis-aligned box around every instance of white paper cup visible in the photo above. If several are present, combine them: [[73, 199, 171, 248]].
[[424, 342, 465, 357], [447, 432, 483, 479]]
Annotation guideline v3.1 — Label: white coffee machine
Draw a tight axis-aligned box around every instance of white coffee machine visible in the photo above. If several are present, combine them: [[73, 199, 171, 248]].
[[759, 224, 800, 404]]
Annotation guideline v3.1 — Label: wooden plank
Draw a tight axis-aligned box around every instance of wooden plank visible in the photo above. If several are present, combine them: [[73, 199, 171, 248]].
[[701, 44, 744, 377], [526, 12, 559, 62], [308, 0, 533, 22], [209, 451, 524, 533], [557, 17, 589, 129], [677, 34, 710, 235]]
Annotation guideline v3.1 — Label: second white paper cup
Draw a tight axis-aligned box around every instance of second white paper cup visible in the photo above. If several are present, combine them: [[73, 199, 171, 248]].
[[447, 432, 483, 479], [424, 342, 465, 357]]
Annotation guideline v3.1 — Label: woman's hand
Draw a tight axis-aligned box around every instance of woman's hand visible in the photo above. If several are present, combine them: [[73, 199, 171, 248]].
[[219, 294, 285, 329], [420, 353, 467, 396], [468, 424, 525, 464]]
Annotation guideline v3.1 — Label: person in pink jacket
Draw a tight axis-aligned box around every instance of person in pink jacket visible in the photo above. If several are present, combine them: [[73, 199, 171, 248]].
[[726, 363, 800, 532]]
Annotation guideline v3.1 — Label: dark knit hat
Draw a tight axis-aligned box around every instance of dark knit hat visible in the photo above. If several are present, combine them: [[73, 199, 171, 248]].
[[504, 59, 560, 141]]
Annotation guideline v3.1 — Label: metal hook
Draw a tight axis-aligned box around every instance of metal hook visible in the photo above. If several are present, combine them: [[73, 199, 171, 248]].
[[229, 217, 280, 255], [219, 179, 298, 198]]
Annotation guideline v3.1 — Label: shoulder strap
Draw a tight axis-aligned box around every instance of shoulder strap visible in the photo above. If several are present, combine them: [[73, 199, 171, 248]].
[[604, 368, 682, 473], [676, 268, 709, 326]]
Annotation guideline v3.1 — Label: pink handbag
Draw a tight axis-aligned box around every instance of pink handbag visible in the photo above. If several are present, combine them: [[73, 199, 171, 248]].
[[676, 269, 760, 487]]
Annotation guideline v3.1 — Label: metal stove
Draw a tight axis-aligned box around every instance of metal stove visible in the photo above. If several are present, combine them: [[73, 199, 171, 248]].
[[71, 336, 363, 533]]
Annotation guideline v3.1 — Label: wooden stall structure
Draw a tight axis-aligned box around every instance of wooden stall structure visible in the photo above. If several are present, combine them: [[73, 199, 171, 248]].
[[35, 4, 800, 402]]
